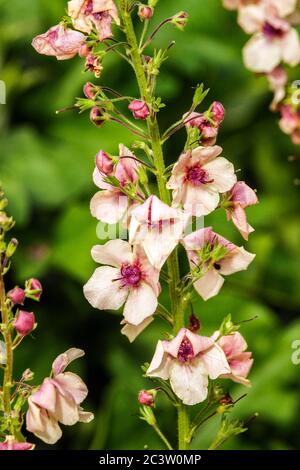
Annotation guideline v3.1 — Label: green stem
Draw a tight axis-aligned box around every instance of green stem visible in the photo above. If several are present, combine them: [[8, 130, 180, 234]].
[[152, 423, 174, 450], [0, 273, 13, 430], [119, 0, 189, 450]]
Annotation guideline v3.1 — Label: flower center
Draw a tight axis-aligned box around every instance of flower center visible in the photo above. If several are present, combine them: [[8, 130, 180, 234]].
[[121, 264, 142, 287], [186, 164, 213, 186], [262, 22, 285, 40], [178, 336, 195, 362]]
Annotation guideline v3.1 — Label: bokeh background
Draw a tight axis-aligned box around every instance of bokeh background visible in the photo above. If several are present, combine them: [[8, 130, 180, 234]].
[[1, 0, 300, 450]]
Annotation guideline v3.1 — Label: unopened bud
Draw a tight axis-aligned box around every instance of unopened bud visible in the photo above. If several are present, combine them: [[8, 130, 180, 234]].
[[138, 5, 154, 20], [21, 368, 34, 382], [14, 311, 35, 336], [219, 393, 234, 406], [138, 389, 156, 407], [83, 82, 97, 99], [90, 107, 105, 127], [128, 100, 150, 120], [211, 101, 225, 124], [188, 313, 201, 333], [96, 150, 114, 175], [7, 287, 25, 305], [25, 278, 42, 301], [6, 238, 18, 257], [172, 11, 189, 30]]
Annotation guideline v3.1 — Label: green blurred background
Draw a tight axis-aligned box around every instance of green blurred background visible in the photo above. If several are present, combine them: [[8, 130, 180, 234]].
[[1, 0, 300, 450]]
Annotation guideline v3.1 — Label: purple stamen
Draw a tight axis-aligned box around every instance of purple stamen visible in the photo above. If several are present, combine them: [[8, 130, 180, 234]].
[[262, 22, 285, 39], [186, 164, 214, 186], [178, 336, 195, 362], [121, 264, 142, 287]]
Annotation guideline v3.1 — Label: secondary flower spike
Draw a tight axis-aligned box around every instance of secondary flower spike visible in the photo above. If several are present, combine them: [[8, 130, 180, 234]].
[[225, 181, 258, 240], [129, 195, 190, 269], [26, 348, 93, 444], [68, 0, 120, 41], [167, 146, 237, 217], [83, 239, 161, 328], [212, 331, 253, 386], [32, 25, 86, 60], [182, 227, 255, 300], [147, 328, 230, 405]]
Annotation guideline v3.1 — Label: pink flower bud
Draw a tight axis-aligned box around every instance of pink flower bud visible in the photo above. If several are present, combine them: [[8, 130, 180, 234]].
[[188, 313, 201, 333], [96, 150, 114, 175], [138, 5, 154, 20], [7, 287, 25, 305], [14, 311, 35, 337], [26, 278, 42, 301], [0, 436, 34, 450], [83, 82, 97, 99], [128, 100, 150, 120], [211, 101, 225, 124], [138, 389, 156, 407], [90, 107, 105, 127]]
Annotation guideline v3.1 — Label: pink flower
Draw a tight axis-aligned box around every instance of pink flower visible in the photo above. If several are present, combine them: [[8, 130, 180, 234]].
[[240, 2, 300, 72], [212, 331, 253, 386], [83, 240, 161, 327], [90, 144, 142, 224], [68, 0, 120, 41], [14, 311, 35, 336], [267, 66, 288, 110], [7, 287, 25, 305], [147, 328, 230, 405], [184, 113, 218, 146], [128, 100, 150, 120], [226, 182, 258, 240], [129, 195, 190, 269], [26, 348, 93, 444], [182, 227, 255, 300], [83, 82, 97, 99], [0, 436, 34, 451], [32, 25, 86, 60], [167, 146, 237, 217]]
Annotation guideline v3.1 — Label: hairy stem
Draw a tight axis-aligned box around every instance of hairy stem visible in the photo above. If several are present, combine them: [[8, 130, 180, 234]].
[[0, 273, 13, 432], [119, 0, 189, 450]]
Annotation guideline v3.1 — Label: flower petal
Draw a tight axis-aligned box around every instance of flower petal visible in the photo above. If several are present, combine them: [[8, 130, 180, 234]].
[[243, 34, 281, 73], [83, 266, 128, 310], [194, 269, 224, 300], [203, 157, 237, 193], [121, 316, 154, 343], [91, 240, 133, 267], [201, 344, 231, 379], [52, 348, 85, 376], [281, 28, 300, 66], [26, 398, 62, 445], [169, 360, 209, 405], [219, 247, 255, 275], [184, 185, 220, 217], [52, 372, 88, 404], [90, 191, 128, 224], [52, 392, 79, 426], [30, 379, 57, 413], [123, 283, 158, 326], [147, 340, 170, 380]]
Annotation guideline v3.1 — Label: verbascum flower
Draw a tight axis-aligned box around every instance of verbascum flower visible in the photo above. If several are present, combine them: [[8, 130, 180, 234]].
[[26, 349, 93, 444], [167, 146, 236, 217], [147, 328, 230, 405]]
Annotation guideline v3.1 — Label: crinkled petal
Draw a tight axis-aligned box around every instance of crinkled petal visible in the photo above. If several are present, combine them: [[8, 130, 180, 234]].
[[219, 247, 255, 275], [52, 391, 79, 426], [26, 398, 62, 445], [30, 379, 57, 413], [52, 372, 88, 404], [52, 348, 85, 376]]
